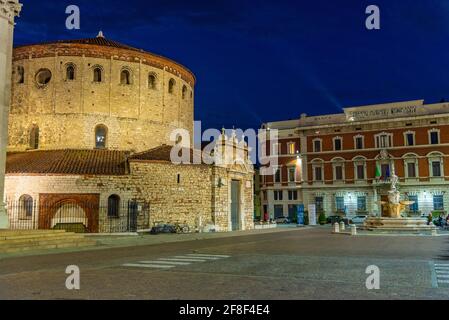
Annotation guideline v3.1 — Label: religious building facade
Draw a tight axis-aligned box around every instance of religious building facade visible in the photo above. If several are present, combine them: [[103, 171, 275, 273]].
[[261, 100, 449, 220], [3, 34, 254, 233]]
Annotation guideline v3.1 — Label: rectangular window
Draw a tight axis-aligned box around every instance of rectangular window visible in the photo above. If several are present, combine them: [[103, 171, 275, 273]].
[[357, 196, 367, 211], [357, 165, 365, 180], [433, 195, 444, 211], [406, 133, 414, 146], [288, 190, 298, 201], [288, 142, 296, 155], [315, 167, 323, 181], [274, 205, 284, 218], [355, 137, 363, 150], [408, 195, 418, 212], [336, 197, 345, 212], [335, 166, 343, 180], [430, 132, 439, 145], [432, 161, 441, 177], [407, 163, 416, 178], [288, 167, 296, 182], [314, 140, 321, 152], [334, 138, 342, 151], [381, 164, 390, 178], [377, 134, 392, 148], [274, 167, 281, 183]]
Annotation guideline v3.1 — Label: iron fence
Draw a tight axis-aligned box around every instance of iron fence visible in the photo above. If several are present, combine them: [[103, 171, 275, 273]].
[[4, 199, 150, 233]]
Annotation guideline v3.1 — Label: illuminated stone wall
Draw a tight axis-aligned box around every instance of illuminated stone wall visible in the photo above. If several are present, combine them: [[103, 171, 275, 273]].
[[9, 41, 195, 152]]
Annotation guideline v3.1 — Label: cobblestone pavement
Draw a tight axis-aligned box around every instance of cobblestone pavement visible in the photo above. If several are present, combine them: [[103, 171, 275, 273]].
[[1, 227, 448, 300]]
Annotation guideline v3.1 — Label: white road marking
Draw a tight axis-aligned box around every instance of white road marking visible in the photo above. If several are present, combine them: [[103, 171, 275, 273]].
[[435, 269, 449, 273], [186, 254, 230, 258], [122, 253, 231, 270], [435, 274, 449, 278], [139, 260, 191, 266], [434, 264, 449, 267], [438, 280, 449, 284], [122, 263, 174, 269], [158, 258, 206, 262], [174, 255, 220, 260]]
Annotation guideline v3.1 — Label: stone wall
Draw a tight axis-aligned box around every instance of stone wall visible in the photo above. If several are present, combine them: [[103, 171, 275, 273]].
[[9, 44, 194, 152]]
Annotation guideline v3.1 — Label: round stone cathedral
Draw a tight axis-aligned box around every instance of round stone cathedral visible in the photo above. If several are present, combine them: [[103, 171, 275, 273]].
[[8, 32, 195, 152]]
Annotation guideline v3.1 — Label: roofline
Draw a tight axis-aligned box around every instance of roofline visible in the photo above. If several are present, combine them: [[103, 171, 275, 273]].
[[13, 40, 196, 85]]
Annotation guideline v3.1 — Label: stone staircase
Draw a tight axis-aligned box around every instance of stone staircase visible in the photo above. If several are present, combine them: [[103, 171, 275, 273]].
[[0, 229, 98, 254]]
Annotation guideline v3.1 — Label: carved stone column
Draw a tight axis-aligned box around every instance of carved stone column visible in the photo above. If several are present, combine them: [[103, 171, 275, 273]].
[[0, 0, 22, 228]]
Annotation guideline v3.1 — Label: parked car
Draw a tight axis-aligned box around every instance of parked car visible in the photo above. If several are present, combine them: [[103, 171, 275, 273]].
[[326, 215, 350, 225], [349, 215, 367, 225], [275, 217, 291, 224]]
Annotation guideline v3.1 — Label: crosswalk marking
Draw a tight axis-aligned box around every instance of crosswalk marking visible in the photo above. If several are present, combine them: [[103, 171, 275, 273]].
[[432, 262, 449, 287], [159, 258, 206, 262], [186, 254, 230, 258], [121, 253, 230, 270], [123, 263, 174, 269], [139, 260, 191, 265], [174, 255, 220, 260]]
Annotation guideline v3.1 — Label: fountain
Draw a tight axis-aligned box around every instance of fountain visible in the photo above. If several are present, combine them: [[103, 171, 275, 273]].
[[364, 174, 436, 233]]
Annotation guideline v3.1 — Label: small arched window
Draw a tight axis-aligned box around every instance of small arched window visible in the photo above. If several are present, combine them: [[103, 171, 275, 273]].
[[120, 69, 131, 85], [148, 74, 157, 89], [168, 78, 176, 94], [19, 195, 33, 219], [107, 195, 120, 218], [17, 66, 25, 84], [93, 67, 102, 82], [95, 125, 107, 149], [29, 125, 39, 150], [182, 85, 188, 99], [66, 65, 75, 80]]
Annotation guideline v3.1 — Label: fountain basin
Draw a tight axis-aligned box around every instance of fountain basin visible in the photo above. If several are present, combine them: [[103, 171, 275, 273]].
[[364, 216, 436, 233]]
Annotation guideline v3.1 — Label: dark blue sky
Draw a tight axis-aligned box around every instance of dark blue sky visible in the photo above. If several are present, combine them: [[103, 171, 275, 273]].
[[14, 0, 449, 130]]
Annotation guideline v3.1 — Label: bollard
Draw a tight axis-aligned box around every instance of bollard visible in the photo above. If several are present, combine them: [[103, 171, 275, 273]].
[[333, 222, 340, 233], [431, 228, 438, 236], [351, 224, 357, 236], [340, 221, 345, 231]]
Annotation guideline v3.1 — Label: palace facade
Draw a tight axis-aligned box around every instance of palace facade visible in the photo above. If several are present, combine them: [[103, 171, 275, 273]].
[[261, 100, 449, 220]]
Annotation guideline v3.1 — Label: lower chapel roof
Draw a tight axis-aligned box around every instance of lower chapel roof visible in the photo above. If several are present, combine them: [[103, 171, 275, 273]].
[[5, 145, 208, 176], [6, 149, 129, 175]]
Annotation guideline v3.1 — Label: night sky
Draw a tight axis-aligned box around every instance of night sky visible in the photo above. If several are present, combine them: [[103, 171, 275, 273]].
[[13, 0, 449, 130]]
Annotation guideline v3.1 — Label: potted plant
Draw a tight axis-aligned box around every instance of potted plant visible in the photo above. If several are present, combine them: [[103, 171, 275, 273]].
[[318, 212, 327, 225]]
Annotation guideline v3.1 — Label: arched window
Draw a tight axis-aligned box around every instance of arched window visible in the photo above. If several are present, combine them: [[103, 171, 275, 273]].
[[182, 85, 188, 99], [93, 67, 102, 82], [148, 74, 157, 89], [29, 125, 39, 150], [66, 64, 75, 80], [168, 78, 176, 94], [120, 69, 131, 85], [95, 125, 107, 149], [107, 195, 120, 218], [19, 195, 33, 219], [17, 66, 25, 84]]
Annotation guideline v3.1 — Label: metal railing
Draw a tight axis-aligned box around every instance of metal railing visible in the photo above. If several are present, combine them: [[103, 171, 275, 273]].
[[5, 199, 150, 233]]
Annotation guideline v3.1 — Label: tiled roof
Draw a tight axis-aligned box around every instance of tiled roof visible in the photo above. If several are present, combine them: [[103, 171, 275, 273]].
[[15, 35, 145, 53], [129, 145, 209, 164], [6, 149, 128, 175]]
